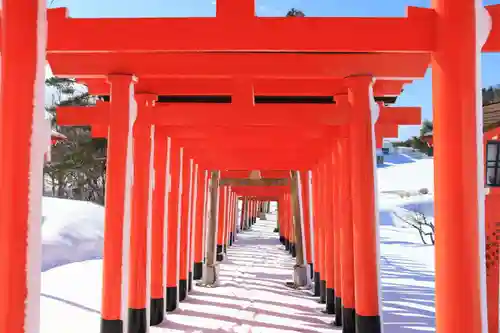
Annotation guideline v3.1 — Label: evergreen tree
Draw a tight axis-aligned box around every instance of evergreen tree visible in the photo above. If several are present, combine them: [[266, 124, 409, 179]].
[[286, 8, 305, 17], [420, 119, 433, 137], [44, 77, 107, 204], [482, 85, 500, 105]]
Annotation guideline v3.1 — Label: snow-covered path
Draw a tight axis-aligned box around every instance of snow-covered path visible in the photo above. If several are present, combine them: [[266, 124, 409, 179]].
[[380, 226, 435, 332], [151, 219, 337, 332], [40, 218, 338, 333]]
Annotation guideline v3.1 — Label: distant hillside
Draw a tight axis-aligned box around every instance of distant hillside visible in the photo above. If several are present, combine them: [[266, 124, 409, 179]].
[[483, 85, 500, 106]]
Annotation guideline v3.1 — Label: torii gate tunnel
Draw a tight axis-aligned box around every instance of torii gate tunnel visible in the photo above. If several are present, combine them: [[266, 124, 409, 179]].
[[1, 1, 500, 333]]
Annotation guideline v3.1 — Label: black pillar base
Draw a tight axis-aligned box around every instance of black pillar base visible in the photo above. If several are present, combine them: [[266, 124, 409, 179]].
[[216, 244, 224, 262], [314, 272, 321, 296], [232, 232, 236, 242], [291, 243, 296, 258], [166, 286, 177, 312], [150, 298, 164, 326], [334, 297, 343, 326], [128, 308, 147, 333], [342, 307, 355, 333], [285, 239, 290, 251], [279, 235, 284, 244], [319, 280, 326, 304], [355, 313, 381, 333], [100, 319, 123, 333], [179, 279, 187, 302], [188, 272, 193, 291], [309, 263, 314, 279], [229, 232, 233, 246], [193, 262, 203, 280], [326, 288, 335, 314], [224, 244, 227, 253]]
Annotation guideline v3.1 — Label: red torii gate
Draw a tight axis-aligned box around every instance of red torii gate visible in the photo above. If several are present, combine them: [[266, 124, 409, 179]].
[[54, 74, 419, 330], [1, 1, 500, 333]]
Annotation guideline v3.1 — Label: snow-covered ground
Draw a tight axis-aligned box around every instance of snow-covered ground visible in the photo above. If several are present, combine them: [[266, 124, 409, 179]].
[[41, 196, 104, 271], [39, 152, 437, 332]]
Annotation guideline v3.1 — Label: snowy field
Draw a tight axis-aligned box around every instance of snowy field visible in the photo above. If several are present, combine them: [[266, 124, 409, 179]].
[[39, 153, 436, 332]]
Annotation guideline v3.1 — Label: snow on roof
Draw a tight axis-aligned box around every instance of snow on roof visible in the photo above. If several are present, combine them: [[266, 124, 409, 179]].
[[51, 130, 66, 140]]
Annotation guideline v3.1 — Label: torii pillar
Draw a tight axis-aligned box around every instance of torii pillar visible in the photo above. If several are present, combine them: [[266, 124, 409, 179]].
[[300, 170, 314, 279], [193, 167, 207, 280], [345, 75, 381, 332], [336, 95, 356, 332], [166, 142, 183, 312], [432, 1, 490, 332], [128, 94, 157, 333], [178, 154, 193, 301], [99, 75, 138, 333], [0, 1, 47, 332], [150, 130, 170, 325]]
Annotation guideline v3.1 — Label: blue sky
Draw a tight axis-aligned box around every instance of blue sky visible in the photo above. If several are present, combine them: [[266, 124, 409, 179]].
[[49, 0, 500, 140]]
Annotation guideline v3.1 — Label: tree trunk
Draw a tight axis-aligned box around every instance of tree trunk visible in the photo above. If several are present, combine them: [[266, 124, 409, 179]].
[[57, 172, 65, 197], [51, 174, 56, 197]]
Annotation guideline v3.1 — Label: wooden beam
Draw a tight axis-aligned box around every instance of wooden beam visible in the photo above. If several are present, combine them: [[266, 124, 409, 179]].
[[78, 77, 411, 97], [44, 7, 434, 53], [47, 52, 430, 79], [56, 102, 420, 128], [220, 178, 289, 186]]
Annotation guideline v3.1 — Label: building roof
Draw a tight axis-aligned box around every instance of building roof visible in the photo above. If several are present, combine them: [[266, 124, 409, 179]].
[[484, 101, 500, 132]]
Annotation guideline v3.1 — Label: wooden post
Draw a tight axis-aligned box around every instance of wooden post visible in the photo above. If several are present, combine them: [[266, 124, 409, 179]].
[[201, 171, 221, 286], [290, 171, 309, 286], [244, 197, 250, 230], [290, 171, 305, 266], [223, 187, 231, 252], [216, 186, 227, 261]]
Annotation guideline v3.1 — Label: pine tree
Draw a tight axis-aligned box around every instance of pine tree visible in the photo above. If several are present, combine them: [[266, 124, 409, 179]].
[[286, 8, 305, 17], [44, 77, 107, 204]]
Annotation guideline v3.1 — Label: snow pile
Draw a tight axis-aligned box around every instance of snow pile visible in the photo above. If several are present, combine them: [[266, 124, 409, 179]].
[[41, 197, 104, 271], [378, 158, 434, 194]]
